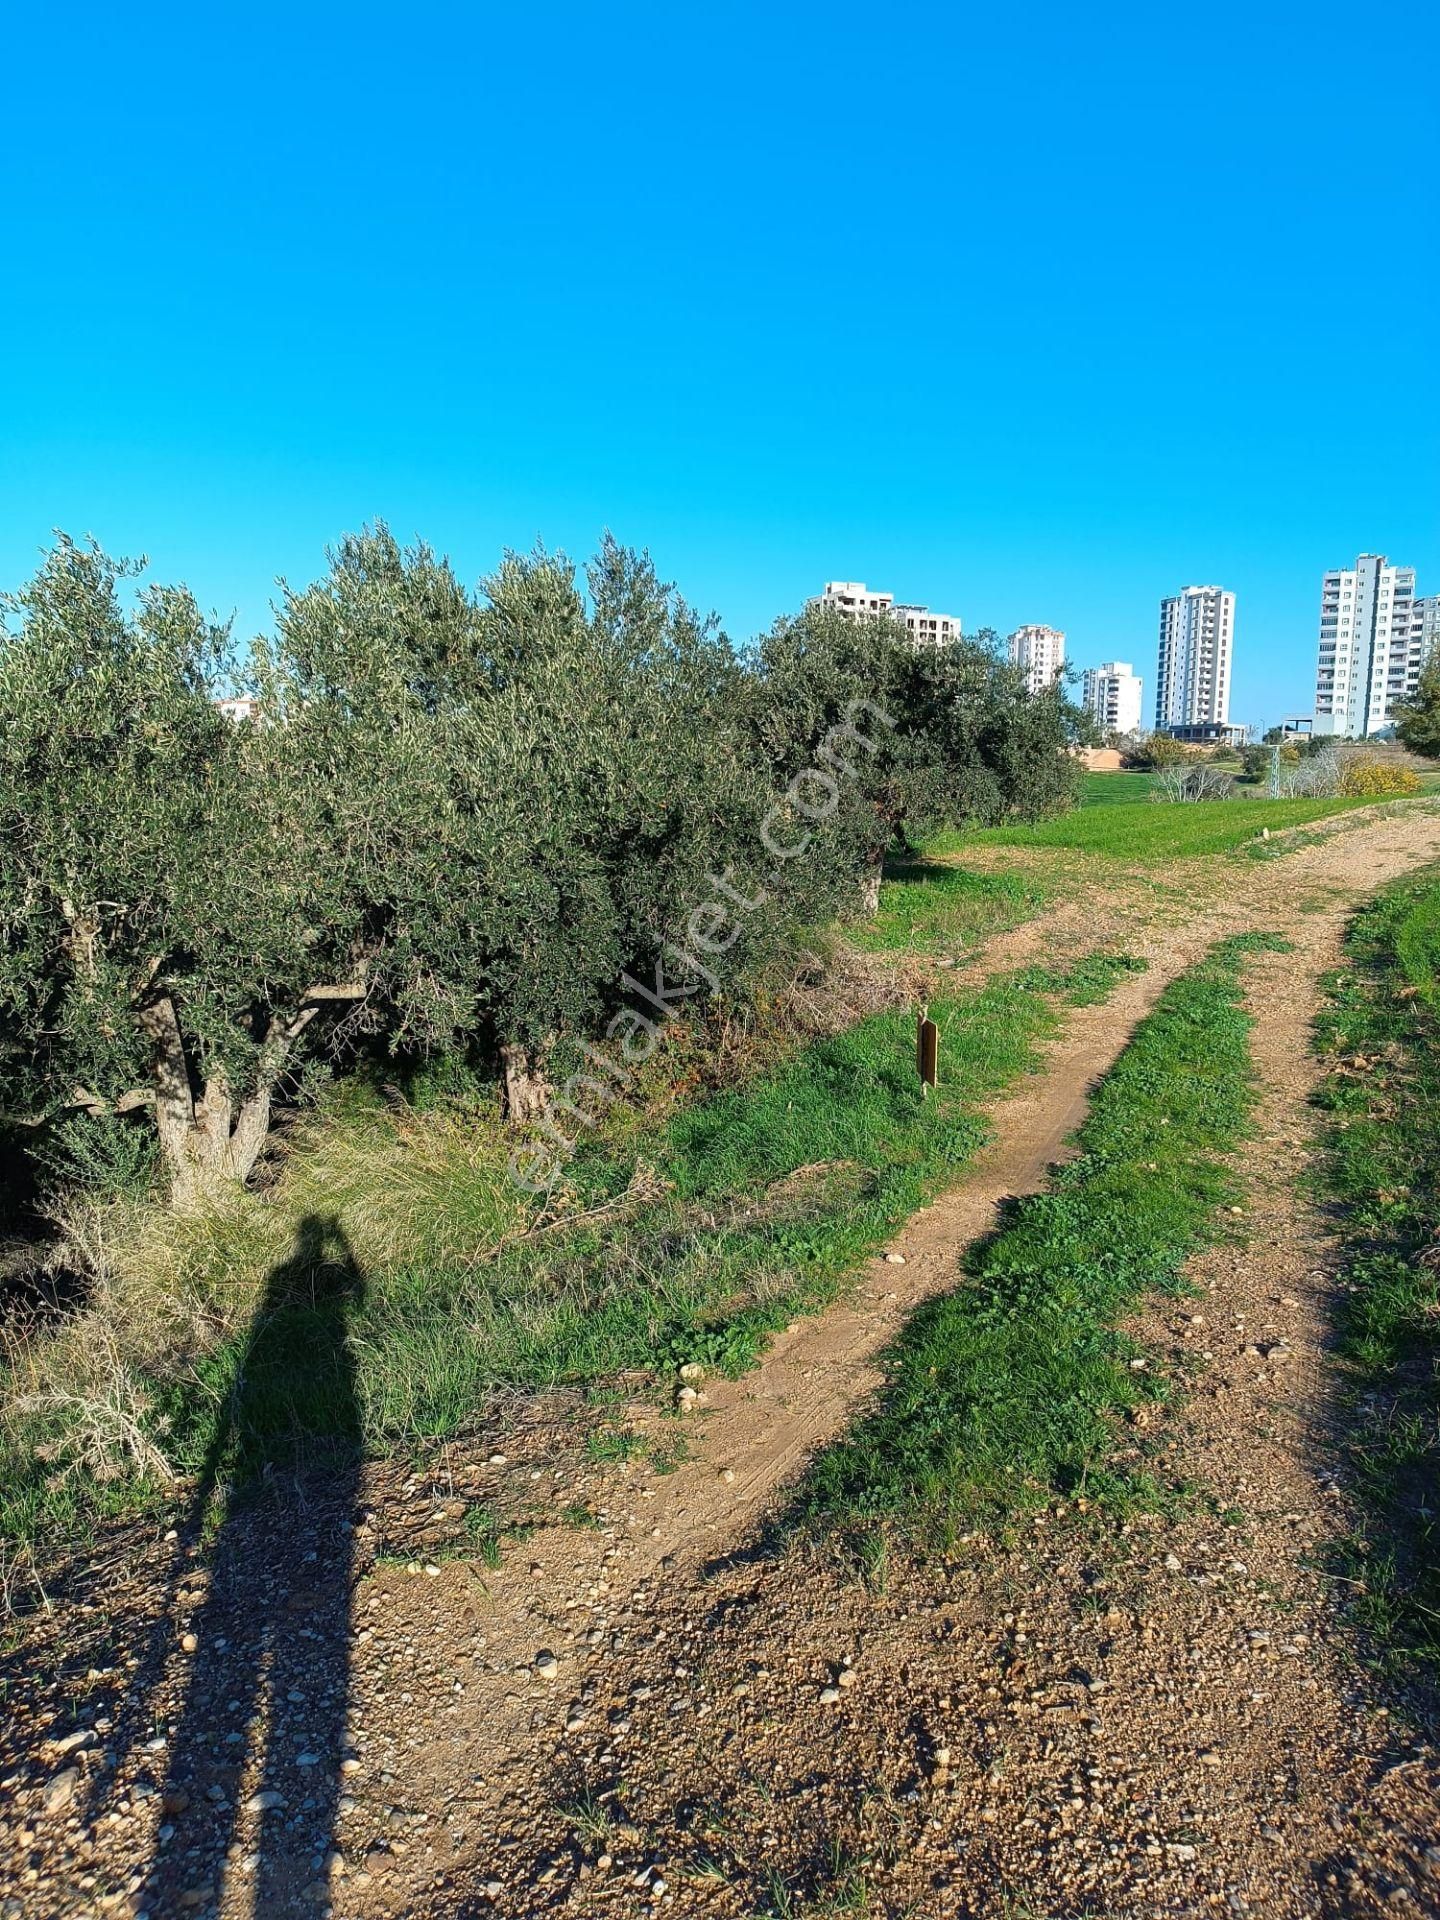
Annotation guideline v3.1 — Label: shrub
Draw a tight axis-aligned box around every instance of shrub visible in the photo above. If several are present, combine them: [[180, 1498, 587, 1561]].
[[1336, 757, 1422, 798], [1276, 746, 1343, 798], [1133, 732, 1190, 770], [1151, 764, 1236, 803]]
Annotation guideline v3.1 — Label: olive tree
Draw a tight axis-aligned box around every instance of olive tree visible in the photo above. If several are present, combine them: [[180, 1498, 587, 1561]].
[[745, 604, 1081, 912], [265, 528, 783, 1122], [0, 538, 373, 1204], [1395, 656, 1440, 760]]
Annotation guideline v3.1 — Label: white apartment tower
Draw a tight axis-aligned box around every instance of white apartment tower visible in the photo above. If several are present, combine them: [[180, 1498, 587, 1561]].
[[1155, 586, 1234, 732], [810, 581, 961, 645], [891, 601, 962, 646], [812, 580, 895, 622], [1420, 596, 1440, 674], [1313, 554, 1426, 737], [1082, 661, 1143, 737], [1007, 624, 1065, 694]]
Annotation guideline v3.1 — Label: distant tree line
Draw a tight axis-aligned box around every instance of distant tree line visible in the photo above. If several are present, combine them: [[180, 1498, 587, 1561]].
[[0, 528, 1082, 1204]]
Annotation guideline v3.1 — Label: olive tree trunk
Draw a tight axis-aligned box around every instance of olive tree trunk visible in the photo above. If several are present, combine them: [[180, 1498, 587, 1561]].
[[136, 989, 351, 1205], [501, 1042, 551, 1124]]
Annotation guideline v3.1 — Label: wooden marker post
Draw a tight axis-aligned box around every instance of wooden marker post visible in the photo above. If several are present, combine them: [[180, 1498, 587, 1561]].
[[916, 1006, 939, 1097]]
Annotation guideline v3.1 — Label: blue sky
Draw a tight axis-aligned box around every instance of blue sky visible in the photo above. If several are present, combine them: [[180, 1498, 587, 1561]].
[[2, 1, 1436, 729]]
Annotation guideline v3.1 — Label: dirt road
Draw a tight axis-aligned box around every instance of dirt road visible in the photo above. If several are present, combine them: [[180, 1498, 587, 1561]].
[[8, 805, 1440, 1919]]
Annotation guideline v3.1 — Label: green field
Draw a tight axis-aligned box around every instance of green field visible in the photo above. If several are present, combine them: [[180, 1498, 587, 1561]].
[[852, 860, 1051, 954], [1078, 770, 1159, 804], [932, 792, 1399, 861]]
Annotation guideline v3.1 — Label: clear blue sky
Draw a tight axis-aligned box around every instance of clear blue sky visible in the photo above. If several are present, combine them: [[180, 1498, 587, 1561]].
[[2, 1, 1436, 729]]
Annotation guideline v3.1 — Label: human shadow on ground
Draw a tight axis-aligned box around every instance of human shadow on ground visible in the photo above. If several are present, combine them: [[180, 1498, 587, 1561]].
[[135, 1215, 366, 1919]]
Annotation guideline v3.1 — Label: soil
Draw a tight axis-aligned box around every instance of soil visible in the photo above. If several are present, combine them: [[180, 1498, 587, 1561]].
[[5, 805, 1440, 1920]]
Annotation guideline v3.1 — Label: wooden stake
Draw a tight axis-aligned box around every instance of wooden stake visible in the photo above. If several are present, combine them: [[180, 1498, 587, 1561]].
[[916, 1006, 939, 1095]]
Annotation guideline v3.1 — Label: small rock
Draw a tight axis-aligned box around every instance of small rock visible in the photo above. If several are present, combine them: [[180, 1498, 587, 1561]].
[[884, 1252, 906, 1266], [245, 1789, 286, 1813], [819, 1686, 841, 1704], [678, 1363, 705, 1382], [41, 1769, 79, 1816], [535, 1652, 560, 1681], [836, 1667, 858, 1689], [180, 1633, 198, 1654]]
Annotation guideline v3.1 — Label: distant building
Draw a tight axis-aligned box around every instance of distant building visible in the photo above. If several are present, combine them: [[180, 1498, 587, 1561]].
[[1007, 624, 1065, 694], [809, 581, 961, 645], [811, 580, 895, 622], [891, 602, 962, 646], [1312, 554, 1430, 737], [1155, 585, 1234, 734], [1081, 661, 1143, 736], [1417, 593, 1440, 681], [216, 695, 260, 724]]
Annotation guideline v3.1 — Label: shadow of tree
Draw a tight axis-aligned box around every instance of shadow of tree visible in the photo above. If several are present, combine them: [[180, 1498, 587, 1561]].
[[133, 1214, 366, 1918]]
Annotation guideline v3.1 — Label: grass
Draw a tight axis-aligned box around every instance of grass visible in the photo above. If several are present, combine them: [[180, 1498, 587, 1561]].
[[1078, 770, 1158, 805], [800, 933, 1284, 1543], [850, 858, 1050, 955], [0, 934, 1145, 1561], [931, 794, 1403, 863], [1314, 873, 1440, 1701]]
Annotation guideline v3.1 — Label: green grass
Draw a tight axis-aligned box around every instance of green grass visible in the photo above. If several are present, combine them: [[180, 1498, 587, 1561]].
[[846, 858, 1050, 955], [929, 793, 1402, 862], [1078, 770, 1158, 805], [800, 934, 1283, 1542], [0, 942, 1145, 1556], [1314, 875, 1440, 1700]]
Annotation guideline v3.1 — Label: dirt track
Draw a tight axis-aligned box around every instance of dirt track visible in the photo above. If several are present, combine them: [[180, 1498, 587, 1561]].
[[7, 804, 1440, 1919]]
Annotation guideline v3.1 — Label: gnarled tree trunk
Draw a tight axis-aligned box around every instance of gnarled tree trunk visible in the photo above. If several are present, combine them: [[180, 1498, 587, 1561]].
[[136, 989, 343, 1205], [501, 1042, 551, 1124]]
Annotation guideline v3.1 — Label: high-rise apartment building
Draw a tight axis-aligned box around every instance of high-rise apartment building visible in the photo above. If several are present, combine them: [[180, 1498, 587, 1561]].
[[891, 601, 962, 646], [1155, 586, 1234, 734], [1313, 555, 1429, 736], [812, 581, 895, 622], [1081, 661, 1143, 737], [1007, 625, 1065, 694], [1420, 596, 1440, 675], [809, 582, 960, 645]]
